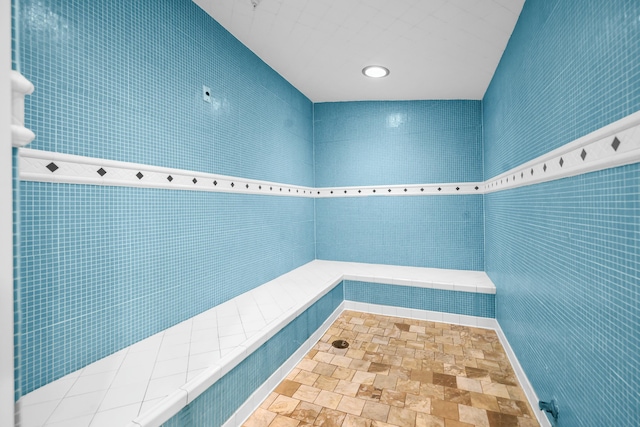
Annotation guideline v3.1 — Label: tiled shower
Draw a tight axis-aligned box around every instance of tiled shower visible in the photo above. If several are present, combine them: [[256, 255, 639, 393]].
[[8, 0, 640, 426]]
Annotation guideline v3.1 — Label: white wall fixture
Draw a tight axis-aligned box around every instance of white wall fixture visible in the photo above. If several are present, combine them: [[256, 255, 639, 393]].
[[10, 71, 35, 148]]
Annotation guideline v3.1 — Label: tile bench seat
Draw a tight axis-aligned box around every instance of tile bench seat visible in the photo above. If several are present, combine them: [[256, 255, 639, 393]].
[[17, 260, 496, 427]]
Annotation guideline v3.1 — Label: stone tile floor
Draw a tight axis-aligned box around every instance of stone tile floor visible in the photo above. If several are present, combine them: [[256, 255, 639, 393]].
[[243, 311, 539, 427]]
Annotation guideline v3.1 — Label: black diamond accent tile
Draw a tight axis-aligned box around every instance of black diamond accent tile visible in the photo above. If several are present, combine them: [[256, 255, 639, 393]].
[[97, 168, 107, 176], [344, 190, 347, 193], [420, 188, 424, 192], [167, 175, 173, 182], [404, 188, 407, 192], [331, 191, 333, 194], [46, 162, 59, 172], [136, 172, 143, 179], [559, 157, 564, 167], [296, 189, 298, 193], [438, 187, 442, 191], [543, 164, 547, 172], [317, 191, 320, 194], [612, 136, 621, 151], [246, 184, 249, 189], [213, 180, 217, 185], [373, 189, 376, 193], [521, 172, 524, 178], [270, 187, 273, 190], [388, 189, 391, 192], [456, 187, 460, 190], [288, 189, 291, 192], [358, 190, 361, 193], [231, 182, 235, 187], [475, 186, 479, 190], [192, 178, 197, 184], [279, 188, 282, 191], [581, 149, 587, 160], [531, 168, 534, 175], [259, 185, 262, 189]]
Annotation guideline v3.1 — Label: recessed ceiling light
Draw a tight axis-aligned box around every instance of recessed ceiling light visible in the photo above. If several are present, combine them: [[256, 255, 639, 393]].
[[362, 65, 390, 78]]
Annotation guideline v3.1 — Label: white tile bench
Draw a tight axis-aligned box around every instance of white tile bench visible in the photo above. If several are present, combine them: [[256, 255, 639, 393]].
[[16, 260, 496, 427]]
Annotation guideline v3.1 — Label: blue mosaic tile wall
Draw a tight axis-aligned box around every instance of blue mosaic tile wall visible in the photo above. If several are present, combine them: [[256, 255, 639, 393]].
[[313, 101, 484, 270], [485, 166, 640, 426], [314, 101, 482, 187], [484, 1, 640, 425], [344, 280, 495, 318], [19, 184, 314, 395], [316, 195, 484, 270], [17, 0, 313, 185], [162, 283, 344, 427], [12, 148, 21, 401], [14, 0, 315, 395], [483, 0, 640, 179]]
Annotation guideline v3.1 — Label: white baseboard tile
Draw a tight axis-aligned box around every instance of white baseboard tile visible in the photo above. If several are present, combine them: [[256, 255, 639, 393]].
[[493, 325, 552, 427], [227, 302, 345, 427]]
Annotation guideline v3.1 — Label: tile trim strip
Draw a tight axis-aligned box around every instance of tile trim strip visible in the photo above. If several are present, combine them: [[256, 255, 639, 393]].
[[18, 109, 640, 196], [19, 148, 315, 197], [484, 109, 640, 193]]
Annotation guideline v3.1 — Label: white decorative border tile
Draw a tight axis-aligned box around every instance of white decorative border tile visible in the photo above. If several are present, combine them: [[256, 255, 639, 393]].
[[485, 110, 640, 193], [315, 182, 483, 197], [18, 111, 640, 199], [19, 148, 314, 197]]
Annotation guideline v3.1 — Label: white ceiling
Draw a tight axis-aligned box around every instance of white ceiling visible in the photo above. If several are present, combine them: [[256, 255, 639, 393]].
[[193, 0, 525, 102]]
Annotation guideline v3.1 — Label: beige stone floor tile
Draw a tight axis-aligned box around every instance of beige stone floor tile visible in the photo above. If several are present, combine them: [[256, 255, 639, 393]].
[[274, 380, 302, 397], [431, 399, 458, 421], [372, 421, 401, 427], [285, 368, 301, 381], [260, 392, 279, 409], [337, 395, 366, 416], [332, 366, 357, 381], [343, 414, 374, 427], [374, 374, 398, 390], [362, 401, 390, 422], [481, 382, 510, 399], [395, 379, 421, 394], [290, 401, 322, 424], [297, 359, 317, 372], [292, 384, 322, 403], [313, 390, 343, 409], [312, 362, 336, 377], [443, 419, 473, 427], [443, 387, 471, 405], [458, 404, 489, 427], [469, 392, 500, 412], [456, 377, 483, 393], [334, 379, 361, 397], [415, 413, 445, 427], [314, 374, 339, 391], [249, 313, 538, 427], [268, 395, 301, 416], [313, 407, 347, 426], [380, 389, 406, 408], [387, 406, 417, 427], [269, 415, 300, 427], [356, 384, 384, 401], [352, 370, 377, 385], [243, 407, 277, 427], [404, 393, 431, 414], [294, 370, 319, 386]]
